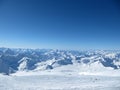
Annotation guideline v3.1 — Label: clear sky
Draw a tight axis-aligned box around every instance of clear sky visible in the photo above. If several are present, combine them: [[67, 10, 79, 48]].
[[0, 0, 120, 49]]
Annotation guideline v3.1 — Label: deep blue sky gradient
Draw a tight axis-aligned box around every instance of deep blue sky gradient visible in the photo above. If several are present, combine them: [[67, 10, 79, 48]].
[[0, 0, 120, 49]]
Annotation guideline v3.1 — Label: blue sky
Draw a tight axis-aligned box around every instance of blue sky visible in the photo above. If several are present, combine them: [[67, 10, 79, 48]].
[[0, 0, 120, 49]]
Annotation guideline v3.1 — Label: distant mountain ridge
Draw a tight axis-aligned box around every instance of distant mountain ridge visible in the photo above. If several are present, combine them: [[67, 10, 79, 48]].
[[0, 47, 120, 75]]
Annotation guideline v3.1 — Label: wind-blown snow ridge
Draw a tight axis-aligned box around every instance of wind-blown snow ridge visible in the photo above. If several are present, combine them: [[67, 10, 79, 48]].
[[0, 47, 120, 76]]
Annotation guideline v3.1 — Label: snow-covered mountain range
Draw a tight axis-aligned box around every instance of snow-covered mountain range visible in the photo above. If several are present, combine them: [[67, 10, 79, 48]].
[[0, 47, 120, 75]]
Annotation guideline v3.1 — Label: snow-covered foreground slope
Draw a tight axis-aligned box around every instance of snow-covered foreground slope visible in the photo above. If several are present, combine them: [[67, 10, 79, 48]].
[[12, 63, 120, 77], [0, 74, 120, 90]]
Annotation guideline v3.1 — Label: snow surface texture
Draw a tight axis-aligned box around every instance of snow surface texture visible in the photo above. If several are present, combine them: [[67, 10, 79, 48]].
[[0, 74, 120, 90], [0, 48, 120, 90]]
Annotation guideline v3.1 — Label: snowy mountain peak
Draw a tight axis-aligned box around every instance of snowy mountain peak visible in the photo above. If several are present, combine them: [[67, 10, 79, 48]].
[[18, 57, 30, 71]]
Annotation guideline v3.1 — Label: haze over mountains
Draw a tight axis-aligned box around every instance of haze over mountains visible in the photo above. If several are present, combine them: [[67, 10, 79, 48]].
[[0, 47, 120, 75]]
